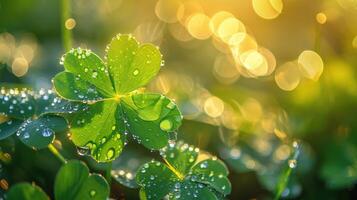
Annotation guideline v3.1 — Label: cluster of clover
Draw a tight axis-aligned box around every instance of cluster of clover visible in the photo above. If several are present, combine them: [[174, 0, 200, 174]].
[[0, 34, 231, 200]]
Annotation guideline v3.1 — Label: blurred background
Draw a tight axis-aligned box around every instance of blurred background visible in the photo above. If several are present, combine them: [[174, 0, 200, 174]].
[[1, 0, 357, 199]]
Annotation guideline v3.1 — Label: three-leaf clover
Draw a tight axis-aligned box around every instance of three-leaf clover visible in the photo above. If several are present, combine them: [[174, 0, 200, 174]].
[[53, 34, 182, 162], [136, 141, 232, 199], [0, 88, 86, 149]]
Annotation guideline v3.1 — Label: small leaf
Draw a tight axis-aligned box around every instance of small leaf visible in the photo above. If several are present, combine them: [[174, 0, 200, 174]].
[[191, 159, 231, 195], [121, 93, 182, 149], [17, 115, 67, 149], [70, 101, 125, 162], [136, 142, 231, 199], [106, 34, 162, 94], [53, 72, 107, 102], [168, 179, 218, 200], [54, 160, 109, 200], [7, 183, 49, 200], [160, 141, 198, 175], [136, 160, 177, 200], [62, 48, 115, 97], [0, 88, 36, 120], [35, 89, 88, 115], [0, 119, 23, 140]]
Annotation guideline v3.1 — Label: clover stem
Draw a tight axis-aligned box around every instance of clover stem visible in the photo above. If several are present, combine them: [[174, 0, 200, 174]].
[[105, 161, 113, 186], [48, 144, 67, 164], [60, 0, 73, 52]]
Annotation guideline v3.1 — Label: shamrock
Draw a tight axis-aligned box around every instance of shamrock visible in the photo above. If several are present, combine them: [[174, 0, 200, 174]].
[[52, 34, 182, 162], [0, 88, 86, 149], [136, 141, 232, 199]]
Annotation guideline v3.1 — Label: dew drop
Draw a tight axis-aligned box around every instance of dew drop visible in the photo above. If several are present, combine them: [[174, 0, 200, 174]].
[[77, 146, 90, 156], [200, 162, 208, 169], [133, 69, 139, 76], [160, 119, 172, 131], [42, 128, 53, 137], [288, 159, 297, 168], [92, 71, 98, 78], [89, 190, 96, 197], [106, 148, 115, 160]]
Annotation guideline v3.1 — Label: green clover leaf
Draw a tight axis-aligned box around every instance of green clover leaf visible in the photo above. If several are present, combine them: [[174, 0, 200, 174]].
[[6, 183, 49, 200], [53, 34, 182, 162], [6, 161, 109, 200], [136, 141, 231, 200], [54, 160, 109, 200], [0, 88, 86, 149]]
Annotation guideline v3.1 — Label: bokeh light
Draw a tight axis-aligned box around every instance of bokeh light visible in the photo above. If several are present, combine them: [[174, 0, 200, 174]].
[[186, 13, 212, 40], [252, 0, 283, 19], [65, 18, 76, 30], [298, 50, 324, 81], [204, 96, 225, 118], [275, 61, 301, 91], [155, 0, 183, 23], [316, 12, 327, 24]]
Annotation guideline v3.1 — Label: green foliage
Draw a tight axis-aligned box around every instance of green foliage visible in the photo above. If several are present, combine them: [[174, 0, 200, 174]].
[[221, 135, 313, 198], [320, 141, 357, 189], [55, 160, 109, 200], [6, 183, 49, 200], [53, 34, 182, 162], [0, 88, 86, 149], [136, 141, 231, 200]]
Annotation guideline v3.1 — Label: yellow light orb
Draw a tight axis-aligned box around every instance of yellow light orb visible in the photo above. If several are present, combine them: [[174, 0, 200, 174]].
[[187, 13, 212, 40], [177, 1, 203, 26], [65, 18, 76, 30], [298, 50, 324, 81], [230, 33, 258, 57], [258, 47, 276, 76], [239, 50, 268, 77], [275, 61, 301, 91], [217, 18, 246, 43], [204, 96, 225, 118], [155, 0, 183, 23], [316, 12, 327, 24], [213, 55, 240, 84], [252, 0, 283, 19], [12, 57, 29, 77], [209, 11, 234, 37], [240, 98, 262, 122]]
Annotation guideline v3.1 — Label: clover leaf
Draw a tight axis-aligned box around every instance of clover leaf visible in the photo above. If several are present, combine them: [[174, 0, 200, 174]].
[[54, 160, 109, 200], [6, 160, 108, 200], [52, 34, 182, 162], [6, 183, 49, 200], [136, 141, 231, 200], [0, 88, 86, 149]]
